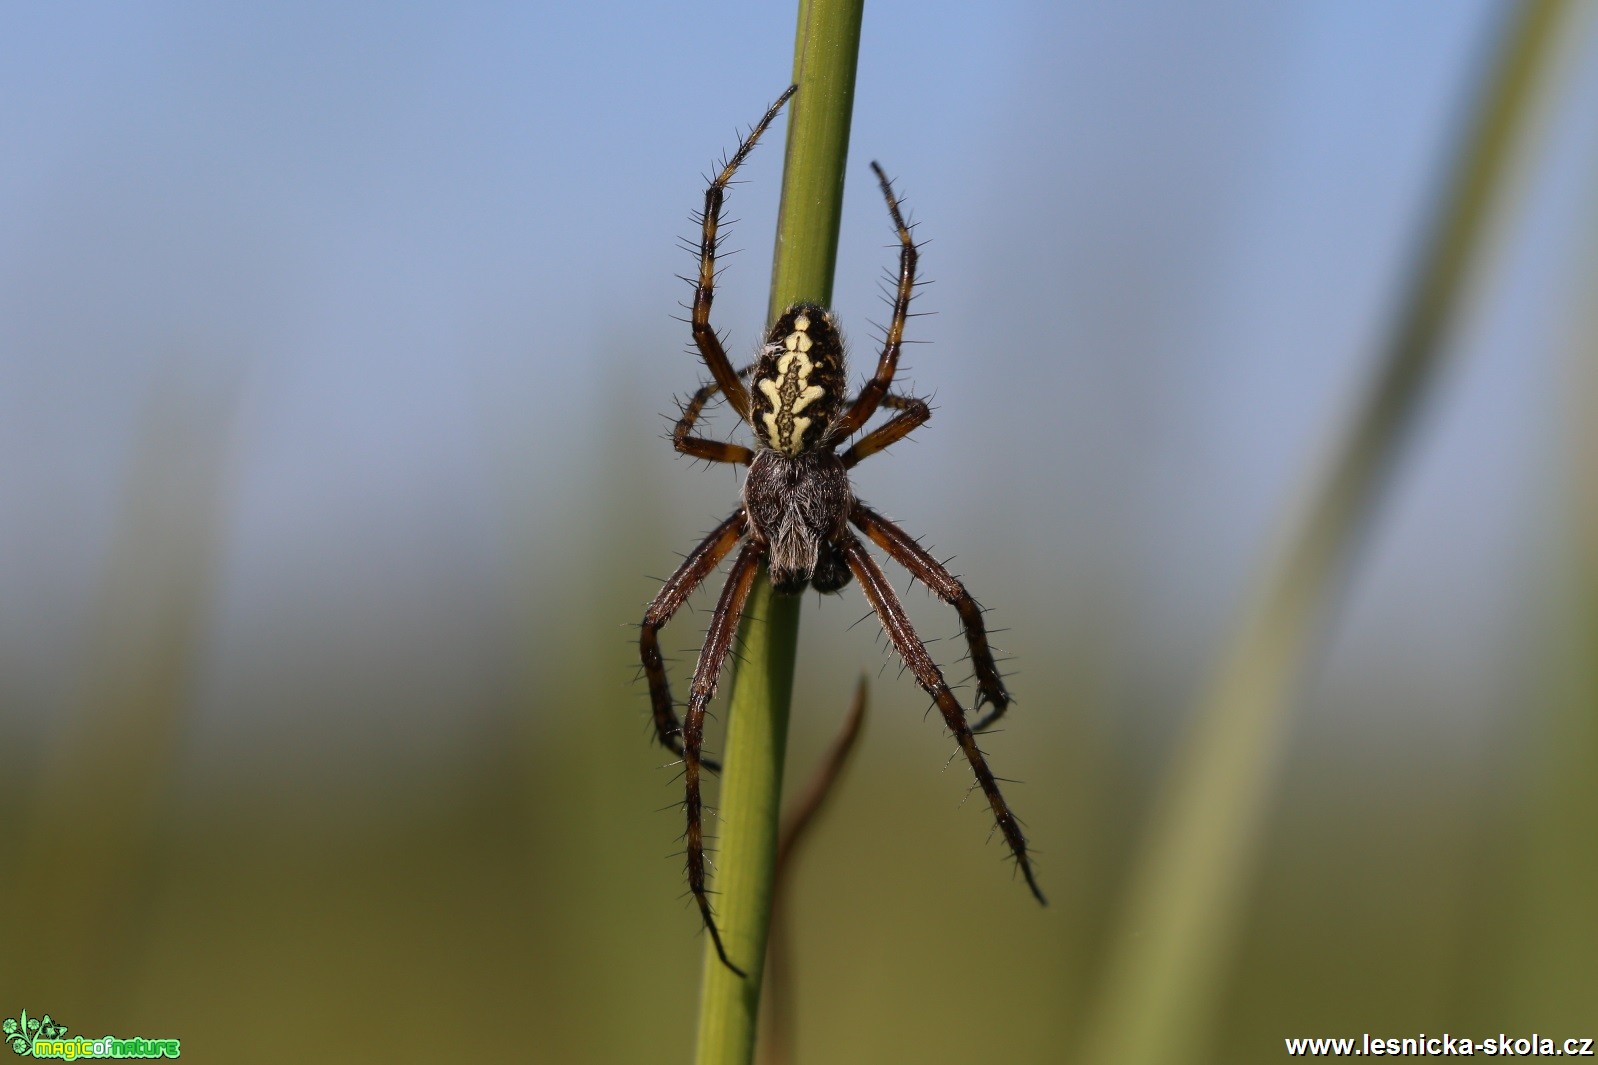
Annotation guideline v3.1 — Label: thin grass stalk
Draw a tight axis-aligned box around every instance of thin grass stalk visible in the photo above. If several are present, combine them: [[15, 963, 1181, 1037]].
[[761, 679, 869, 1065], [691, 2, 863, 1062], [1078, 4, 1574, 1064]]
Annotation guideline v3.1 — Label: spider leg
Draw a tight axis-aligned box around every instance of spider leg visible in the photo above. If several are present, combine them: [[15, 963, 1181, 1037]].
[[828, 162, 916, 441], [850, 503, 1012, 730], [674, 363, 757, 465], [682, 541, 764, 976], [839, 532, 1045, 905], [640, 510, 749, 770], [691, 85, 796, 426], [839, 392, 930, 468]]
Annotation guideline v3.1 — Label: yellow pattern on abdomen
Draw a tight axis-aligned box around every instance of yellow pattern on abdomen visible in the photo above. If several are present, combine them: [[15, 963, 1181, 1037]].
[[757, 313, 827, 454]]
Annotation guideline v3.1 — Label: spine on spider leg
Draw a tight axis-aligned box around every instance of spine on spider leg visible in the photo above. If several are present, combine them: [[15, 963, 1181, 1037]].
[[692, 1, 864, 1063]]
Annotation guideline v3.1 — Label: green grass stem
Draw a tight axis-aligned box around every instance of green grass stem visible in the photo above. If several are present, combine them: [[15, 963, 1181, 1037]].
[[691, 2, 864, 1063], [1077, 4, 1575, 1064]]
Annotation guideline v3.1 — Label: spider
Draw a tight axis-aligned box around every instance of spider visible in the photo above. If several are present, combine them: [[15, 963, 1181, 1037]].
[[640, 86, 1044, 977]]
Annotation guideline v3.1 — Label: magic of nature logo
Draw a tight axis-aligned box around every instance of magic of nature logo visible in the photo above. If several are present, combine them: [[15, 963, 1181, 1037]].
[[3, 1011, 180, 1059]]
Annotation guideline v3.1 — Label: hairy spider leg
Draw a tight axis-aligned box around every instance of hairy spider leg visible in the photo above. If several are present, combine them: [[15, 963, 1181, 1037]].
[[674, 364, 758, 465], [640, 511, 749, 770], [839, 392, 931, 468], [691, 85, 797, 426], [839, 533, 1045, 905], [682, 541, 764, 976], [828, 162, 918, 441], [850, 503, 1013, 731]]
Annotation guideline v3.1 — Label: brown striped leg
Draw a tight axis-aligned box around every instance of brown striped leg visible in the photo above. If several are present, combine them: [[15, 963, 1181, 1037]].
[[850, 503, 1012, 731], [691, 85, 796, 425], [838, 392, 930, 468], [839, 533, 1045, 904], [640, 511, 748, 770], [829, 162, 917, 440], [683, 542, 764, 976], [673, 365, 756, 465]]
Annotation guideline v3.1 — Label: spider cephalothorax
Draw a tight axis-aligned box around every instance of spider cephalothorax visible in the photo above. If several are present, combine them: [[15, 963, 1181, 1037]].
[[640, 86, 1044, 977]]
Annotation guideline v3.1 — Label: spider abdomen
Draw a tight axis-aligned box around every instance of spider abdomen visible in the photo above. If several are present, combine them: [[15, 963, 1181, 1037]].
[[742, 449, 854, 595], [750, 304, 847, 456]]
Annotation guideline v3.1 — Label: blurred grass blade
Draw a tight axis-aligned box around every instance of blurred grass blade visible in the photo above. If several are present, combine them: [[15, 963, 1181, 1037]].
[[1078, 5, 1575, 1064], [1498, 197, 1598, 1023], [2, 373, 237, 1013], [692, 1, 863, 1063]]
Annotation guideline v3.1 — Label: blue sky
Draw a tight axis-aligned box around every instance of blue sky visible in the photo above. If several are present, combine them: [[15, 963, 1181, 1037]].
[[3, 2, 1595, 754]]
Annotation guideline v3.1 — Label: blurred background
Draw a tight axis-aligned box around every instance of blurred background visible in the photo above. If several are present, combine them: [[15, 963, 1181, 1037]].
[[2, 2, 1595, 1062]]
